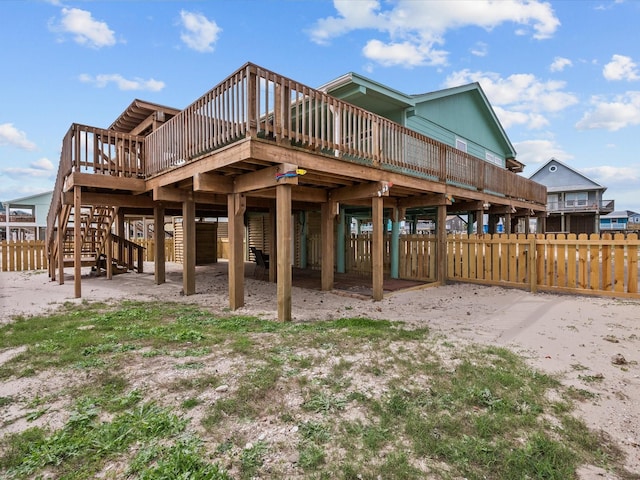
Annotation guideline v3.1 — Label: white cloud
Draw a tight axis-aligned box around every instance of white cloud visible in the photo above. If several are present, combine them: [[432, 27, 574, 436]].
[[79, 73, 165, 92], [603, 54, 639, 81], [515, 139, 573, 171], [3, 157, 55, 178], [470, 42, 488, 57], [576, 91, 640, 131], [54, 7, 116, 48], [309, 0, 559, 67], [550, 56, 572, 72], [443, 69, 578, 129], [179, 10, 221, 53], [582, 165, 639, 183], [0, 123, 37, 151], [363, 40, 445, 67]]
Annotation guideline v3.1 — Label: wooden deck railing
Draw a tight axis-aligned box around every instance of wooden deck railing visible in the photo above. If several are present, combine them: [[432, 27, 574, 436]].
[[46, 124, 146, 248], [145, 63, 546, 205]]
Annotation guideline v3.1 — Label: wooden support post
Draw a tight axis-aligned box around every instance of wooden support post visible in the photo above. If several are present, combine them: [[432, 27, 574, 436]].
[[299, 212, 308, 269], [269, 201, 277, 282], [154, 204, 166, 284], [182, 197, 196, 295], [321, 201, 336, 291], [116, 209, 125, 262], [106, 231, 113, 280], [57, 213, 64, 285], [390, 207, 400, 279], [504, 211, 512, 234], [228, 193, 246, 309], [476, 209, 484, 234], [73, 186, 82, 298], [437, 204, 447, 284], [276, 184, 292, 321], [372, 195, 384, 301], [528, 235, 538, 292], [336, 207, 346, 274]]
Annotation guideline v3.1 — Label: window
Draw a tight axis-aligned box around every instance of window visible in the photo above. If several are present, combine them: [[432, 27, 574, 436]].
[[486, 152, 503, 166], [455, 138, 467, 152], [565, 192, 588, 207], [549, 164, 558, 172]]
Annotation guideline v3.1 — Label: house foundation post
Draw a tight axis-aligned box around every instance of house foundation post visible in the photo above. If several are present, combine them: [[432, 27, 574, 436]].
[[321, 201, 336, 291], [299, 211, 308, 269], [154, 203, 166, 285], [336, 206, 346, 274], [228, 193, 246, 309], [276, 184, 292, 321], [57, 212, 64, 285], [437, 204, 448, 284], [390, 207, 400, 279], [372, 196, 384, 301], [182, 196, 196, 296], [74, 186, 82, 298]]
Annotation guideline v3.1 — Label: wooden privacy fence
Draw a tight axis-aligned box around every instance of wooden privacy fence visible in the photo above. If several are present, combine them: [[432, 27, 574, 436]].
[[134, 239, 176, 263], [1, 241, 48, 272], [448, 233, 640, 298]]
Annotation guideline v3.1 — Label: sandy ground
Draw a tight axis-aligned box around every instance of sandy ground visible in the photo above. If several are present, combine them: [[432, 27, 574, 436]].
[[1, 261, 639, 477]]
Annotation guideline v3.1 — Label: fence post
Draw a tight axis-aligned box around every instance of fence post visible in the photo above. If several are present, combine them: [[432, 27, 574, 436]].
[[529, 235, 537, 292]]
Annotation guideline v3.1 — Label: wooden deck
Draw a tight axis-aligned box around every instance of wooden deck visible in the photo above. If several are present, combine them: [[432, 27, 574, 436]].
[[46, 62, 546, 321]]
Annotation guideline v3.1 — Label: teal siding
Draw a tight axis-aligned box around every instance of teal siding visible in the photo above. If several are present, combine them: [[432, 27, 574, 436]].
[[406, 114, 505, 168], [414, 94, 506, 156]]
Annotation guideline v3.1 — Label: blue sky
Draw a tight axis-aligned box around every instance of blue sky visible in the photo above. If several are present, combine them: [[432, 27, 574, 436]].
[[1, 0, 639, 213]]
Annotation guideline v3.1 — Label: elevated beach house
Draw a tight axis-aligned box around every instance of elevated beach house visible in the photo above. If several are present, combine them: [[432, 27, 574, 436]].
[[529, 158, 614, 234], [46, 63, 545, 321]]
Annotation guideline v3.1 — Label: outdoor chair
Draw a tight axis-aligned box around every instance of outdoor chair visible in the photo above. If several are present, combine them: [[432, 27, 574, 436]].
[[250, 247, 270, 280]]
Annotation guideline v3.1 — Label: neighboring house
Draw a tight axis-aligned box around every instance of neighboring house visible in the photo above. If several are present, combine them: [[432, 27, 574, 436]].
[[600, 210, 640, 232], [529, 158, 614, 234], [46, 62, 545, 321], [1, 191, 53, 241]]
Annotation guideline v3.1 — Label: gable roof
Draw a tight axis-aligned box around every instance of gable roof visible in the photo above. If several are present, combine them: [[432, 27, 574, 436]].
[[602, 210, 639, 219], [109, 99, 181, 135], [2, 191, 53, 206], [319, 73, 521, 171], [529, 158, 606, 193]]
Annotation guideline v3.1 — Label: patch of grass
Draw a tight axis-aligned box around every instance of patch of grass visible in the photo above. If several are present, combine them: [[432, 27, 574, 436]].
[[1, 301, 634, 480], [3, 400, 188, 479], [240, 441, 268, 479]]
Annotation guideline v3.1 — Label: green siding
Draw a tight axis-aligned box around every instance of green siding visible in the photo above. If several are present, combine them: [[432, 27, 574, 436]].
[[414, 94, 506, 157]]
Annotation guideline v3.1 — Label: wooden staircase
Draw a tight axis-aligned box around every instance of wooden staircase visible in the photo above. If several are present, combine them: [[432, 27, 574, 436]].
[[55, 205, 144, 274]]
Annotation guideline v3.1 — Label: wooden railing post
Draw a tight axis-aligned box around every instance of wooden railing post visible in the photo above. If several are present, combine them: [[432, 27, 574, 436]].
[[246, 64, 257, 137]]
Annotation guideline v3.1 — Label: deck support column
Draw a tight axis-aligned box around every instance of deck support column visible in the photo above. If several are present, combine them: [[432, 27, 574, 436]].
[[504, 211, 512, 234], [73, 186, 82, 298], [390, 207, 400, 279], [269, 202, 277, 282], [321, 201, 336, 291], [106, 231, 113, 280], [57, 212, 64, 285], [276, 184, 292, 321], [299, 211, 308, 269], [154, 203, 166, 285], [182, 196, 196, 295], [437, 204, 448, 285], [116, 209, 125, 262], [336, 206, 346, 274], [228, 193, 246, 310], [372, 196, 384, 301], [476, 209, 484, 234]]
